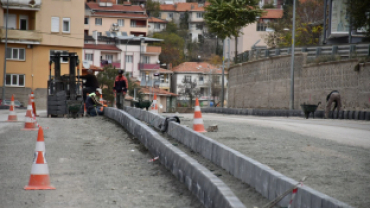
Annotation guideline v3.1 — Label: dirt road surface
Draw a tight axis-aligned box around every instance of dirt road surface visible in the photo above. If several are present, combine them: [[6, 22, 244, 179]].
[[0, 110, 203, 208], [176, 113, 370, 208]]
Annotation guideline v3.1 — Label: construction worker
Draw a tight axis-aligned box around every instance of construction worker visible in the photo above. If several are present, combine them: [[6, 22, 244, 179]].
[[113, 69, 128, 109], [325, 90, 342, 119], [85, 88, 104, 116], [79, 69, 100, 102]]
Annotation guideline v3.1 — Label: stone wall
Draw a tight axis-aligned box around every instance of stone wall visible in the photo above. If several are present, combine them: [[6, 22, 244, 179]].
[[228, 54, 370, 111]]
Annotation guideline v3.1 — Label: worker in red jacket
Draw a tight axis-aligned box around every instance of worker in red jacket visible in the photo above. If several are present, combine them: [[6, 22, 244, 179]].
[[113, 70, 128, 109]]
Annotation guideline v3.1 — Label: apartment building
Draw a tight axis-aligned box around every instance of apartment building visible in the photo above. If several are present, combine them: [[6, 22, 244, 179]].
[[229, 9, 283, 59], [0, 0, 84, 107], [159, 2, 209, 42], [148, 17, 167, 35], [84, 2, 148, 37], [171, 62, 227, 107]]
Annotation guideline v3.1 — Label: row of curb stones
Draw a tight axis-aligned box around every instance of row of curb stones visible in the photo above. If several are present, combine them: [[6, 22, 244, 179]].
[[201, 108, 370, 121], [124, 106, 354, 208], [104, 107, 245, 208]]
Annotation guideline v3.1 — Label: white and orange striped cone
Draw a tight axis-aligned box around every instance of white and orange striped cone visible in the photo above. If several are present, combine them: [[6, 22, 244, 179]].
[[7, 94, 18, 122], [23, 96, 38, 131], [34, 127, 46, 153], [31, 91, 38, 117], [99, 94, 104, 111], [150, 94, 158, 114], [193, 98, 207, 133], [24, 150, 55, 190]]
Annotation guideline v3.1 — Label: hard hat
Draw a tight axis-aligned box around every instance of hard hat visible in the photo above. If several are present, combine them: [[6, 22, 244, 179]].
[[118, 70, 124, 74], [96, 88, 102, 94]]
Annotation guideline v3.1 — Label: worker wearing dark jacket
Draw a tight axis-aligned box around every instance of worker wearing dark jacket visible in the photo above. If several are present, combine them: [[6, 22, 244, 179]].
[[79, 69, 100, 101], [113, 70, 128, 109], [85, 88, 103, 116]]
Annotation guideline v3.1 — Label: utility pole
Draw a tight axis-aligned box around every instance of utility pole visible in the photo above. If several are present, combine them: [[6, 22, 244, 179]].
[[289, 0, 296, 110], [1, 0, 9, 105], [221, 39, 225, 108]]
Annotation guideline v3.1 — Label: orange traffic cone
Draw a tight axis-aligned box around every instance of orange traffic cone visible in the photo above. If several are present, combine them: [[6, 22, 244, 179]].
[[23, 96, 38, 131], [7, 94, 18, 122], [31, 91, 38, 117], [35, 126, 45, 153], [99, 94, 104, 111], [193, 98, 206, 133], [24, 150, 55, 190], [150, 94, 158, 113]]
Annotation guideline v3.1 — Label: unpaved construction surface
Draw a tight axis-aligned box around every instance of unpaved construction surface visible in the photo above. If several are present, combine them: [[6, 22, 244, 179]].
[[0, 111, 203, 208], [178, 113, 370, 208]]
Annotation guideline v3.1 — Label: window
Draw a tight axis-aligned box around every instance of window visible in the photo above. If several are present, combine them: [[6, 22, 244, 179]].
[[185, 76, 191, 82], [85, 54, 93, 61], [196, 24, 203, 30], [50, 50, 69, 63], [95, 18, 102, 25], [199, 76, 204, 81], [117, 19, 124, 26], [51, 17, 59, 32], [97, 32, 102, 37], [6, 48, 25, 61], [256, 22, 267, 31], [5, 74, 25, 87], [168, 13, 173, 18], [125, 55, 133, 63], [154, 23, 160, 29], [105, 54, 113, 61], [4, 14, 16, 29], [84, 18, 89, 25], [196, 12, 203, 18], [19, 15, 28, 30], [62, 18, 70, 33], [214, 76, 220, 83], [130, 20, 136, 27], [143, 56, 150, 64]]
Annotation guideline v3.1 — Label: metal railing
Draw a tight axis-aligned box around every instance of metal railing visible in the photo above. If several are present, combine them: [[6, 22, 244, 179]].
[[234, 43, 370, 64]]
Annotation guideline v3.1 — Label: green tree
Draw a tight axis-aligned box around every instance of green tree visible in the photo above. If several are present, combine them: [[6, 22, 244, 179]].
[[177, 77, 200, 108], [153, 31, 185, 66], [346, 0, 370, 39], [96, 65, 117, 106], [146, 0, 160, 17], [204, 0, 263, 58]]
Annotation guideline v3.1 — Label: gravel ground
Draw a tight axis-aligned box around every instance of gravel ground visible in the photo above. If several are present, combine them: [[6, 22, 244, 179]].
[[0, 111, 203, 208], [178, 114, 370, 208]]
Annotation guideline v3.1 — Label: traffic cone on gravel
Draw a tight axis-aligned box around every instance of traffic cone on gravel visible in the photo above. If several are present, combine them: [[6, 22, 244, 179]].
[[150, 94, 159, 114], [24, 150, 55, 190], [31, 91, 38, 117], [23, 96, 38, 131], [193, 98, 206, 133], [7, 94, 18, 122]]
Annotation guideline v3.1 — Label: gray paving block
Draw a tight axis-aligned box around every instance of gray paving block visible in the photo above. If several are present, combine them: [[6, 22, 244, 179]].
[[239, 156, 255, 185], [198, 135, 214, 161], [276, 176, 298, 207], [267, 170, 285, 201]]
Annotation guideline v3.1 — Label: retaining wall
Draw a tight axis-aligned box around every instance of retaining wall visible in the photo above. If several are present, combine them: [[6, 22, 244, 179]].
[[228, 54, 370, 111], [124, 106, 354, 208], [103, 107, 245, 208]]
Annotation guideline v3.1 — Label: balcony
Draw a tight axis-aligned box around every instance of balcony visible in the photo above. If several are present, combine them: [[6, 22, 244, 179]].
[[0, 28, 42, 44], [1, 0, 42, 10], [159, 82, 170, 88], [101, 60, 121, 68], [139, 63, 160, 70], [145, 46, 161, 54]]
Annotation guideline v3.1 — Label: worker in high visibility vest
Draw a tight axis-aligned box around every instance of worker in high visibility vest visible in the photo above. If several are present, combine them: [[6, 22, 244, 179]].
[[85, 88, 104, 116]]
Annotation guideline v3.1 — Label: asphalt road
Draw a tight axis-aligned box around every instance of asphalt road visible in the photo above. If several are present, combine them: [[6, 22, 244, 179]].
[[175, 113, 370, 208]]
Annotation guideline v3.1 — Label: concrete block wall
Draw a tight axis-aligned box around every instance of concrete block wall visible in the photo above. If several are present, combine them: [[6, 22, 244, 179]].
[[124, 106, 354, 208], [228, 54, 370, 111], [104, 107, 245, 208]]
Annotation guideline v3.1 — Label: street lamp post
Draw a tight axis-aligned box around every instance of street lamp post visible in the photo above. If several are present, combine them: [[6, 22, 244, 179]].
[[289, 0, 297, 110], [1, 0, 9, 105]]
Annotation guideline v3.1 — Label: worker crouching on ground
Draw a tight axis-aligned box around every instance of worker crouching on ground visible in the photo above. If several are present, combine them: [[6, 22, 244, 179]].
[[85, 88, 104, 116], [325, 90, 342, 119], [79, 69, 100, 102], [113, 70, 128, 109]]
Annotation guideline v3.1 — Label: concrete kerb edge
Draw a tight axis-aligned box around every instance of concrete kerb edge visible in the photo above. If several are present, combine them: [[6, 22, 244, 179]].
[[122, 107, 355, 208], [104, 107, 246, 208]]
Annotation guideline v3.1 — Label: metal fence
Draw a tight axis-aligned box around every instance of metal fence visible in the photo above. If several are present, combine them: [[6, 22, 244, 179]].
[[234, 43, 370, 64]]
